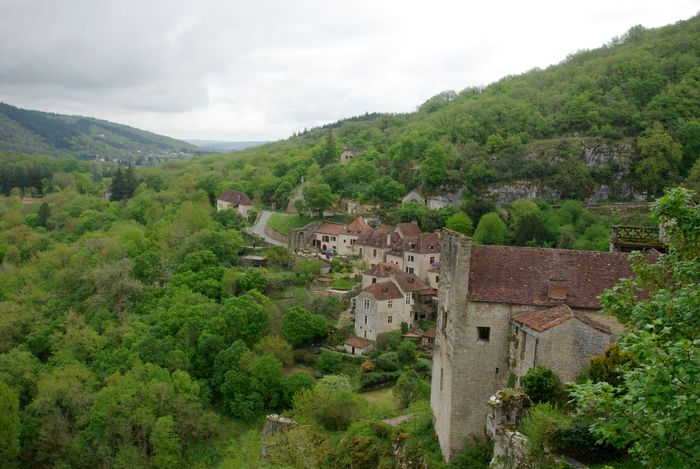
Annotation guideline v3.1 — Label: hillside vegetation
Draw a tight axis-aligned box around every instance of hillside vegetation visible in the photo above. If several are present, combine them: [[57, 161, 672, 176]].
[[213, 15, 700, 215], [0, 102, 199, 162]]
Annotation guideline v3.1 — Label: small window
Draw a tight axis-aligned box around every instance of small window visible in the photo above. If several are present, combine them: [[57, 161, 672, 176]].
[[332, 236, 336, 241], [388, 300, 393, 308], [430, 257, 435, 264], [388, 315, 393, 324], [408, 255, 414, 262], [373, 248, 377, 257], [406, 267, 414, 274], [477, 327, 490, 342], [440, 367, 444, 391], [436, 275, 440, 284], [372, 278, 377, 284], [364, 299, 370, 309], [405, 293, 411, 305], [359, 248, 363, 255], [364, 315, 367, 324]]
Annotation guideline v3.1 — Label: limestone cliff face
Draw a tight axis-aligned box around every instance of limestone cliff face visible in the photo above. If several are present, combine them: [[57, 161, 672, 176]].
[[483, 137, 646, 204]]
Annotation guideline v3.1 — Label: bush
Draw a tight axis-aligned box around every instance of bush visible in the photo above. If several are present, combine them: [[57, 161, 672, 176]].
[[448, 436, 493, 469], [357, 371, 402, 390], [521, 366, 563, 404], [550, 420, 625, 463], [376, 351, 399, 371], [587, 343, 632, 387], [520, 402, 572, 458], [361, 361, 375, 373], [292, 384, 365, 431], [317, 351, 343, 374], [293, 348, 317, 365], [393, 369, 428, 408]]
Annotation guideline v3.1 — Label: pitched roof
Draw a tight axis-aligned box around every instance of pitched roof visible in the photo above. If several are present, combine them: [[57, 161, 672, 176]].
[[512, 305, 611, 334], [315, 222, 345, 235], [363, 281, 403, 300], [217, 190, 252, 205], [468, 245, 632, 310], [345, 217, 371, 234], [422, 328, 436, 338], [392, 232, 441, 255], [363, 262, 402, 277], [393, 271, 430, 293], [357, 225, 396, 248], [395, 222, 423, 238], [345, 336, 372, 348]]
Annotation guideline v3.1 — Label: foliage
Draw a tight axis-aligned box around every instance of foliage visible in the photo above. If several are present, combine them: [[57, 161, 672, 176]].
[[571, 188, 700, 467], [521, 366, 564, 404], [281, 306, 329, 347], [0, 380, 20, 467], [292, 377, 365, 431], [473, 212, 507, 245], [448, 435, 493, 469], [317, 351, 343, 374], [393, 369, 428, 408], [520, 402, 572, 458], [445, 211, 473, 235], [376, 351, 400, 371], [587, 343, 633, 387]]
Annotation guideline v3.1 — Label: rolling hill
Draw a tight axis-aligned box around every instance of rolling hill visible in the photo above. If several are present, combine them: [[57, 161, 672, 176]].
[[0, 102, 200, 161]]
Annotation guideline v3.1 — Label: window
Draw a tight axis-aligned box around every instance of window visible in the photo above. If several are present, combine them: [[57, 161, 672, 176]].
[[520, 330, 526, 359], [388, 300, 393, 308], [372, 278, 377, 284], [388, 315, 393, 323], [440, 367, 444, 391], [364, 315, 367, 324], [406, 267, 414, 274], [331, 236, 336, 241], [441, 309, 448, 332], [436, 276, 440, 284], [364, 330, 367, 339], [359, 248, 363, 255], [322, 235, 329, 242], [405, 293, 411, 304], [430, 257, 435, 264], [408, 255, 414, 262], [364, 299, 370, 309], [477, 327, 491, 342], [373, 248, 377, 257], [351, 239, 356, 245]]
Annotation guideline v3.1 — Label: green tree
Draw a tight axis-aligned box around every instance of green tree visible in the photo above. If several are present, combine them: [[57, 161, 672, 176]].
[[109, 167, 127, 201], [36, 202, 51, 228], [0, 381, 20, 468], [318, 131, 338, 167], [473, 212, 507, 245], [151, 416, 180, 469], [521, 366, 563, 404], [253, 336, 294, 367], [393, 369, 425, 408], [571, 188, 700, 467], [281, 306, 329, 347], [303, 181, 336, 217], [635, 122, 683, 196], [446, 211, 473, 235]]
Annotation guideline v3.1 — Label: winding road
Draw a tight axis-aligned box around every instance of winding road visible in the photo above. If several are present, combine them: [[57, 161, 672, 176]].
[[246, 210, 286, 247]]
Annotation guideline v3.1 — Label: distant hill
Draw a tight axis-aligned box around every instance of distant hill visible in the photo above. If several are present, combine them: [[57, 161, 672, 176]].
[[185, 139, 268, 152], [0, 102, 199, 161]]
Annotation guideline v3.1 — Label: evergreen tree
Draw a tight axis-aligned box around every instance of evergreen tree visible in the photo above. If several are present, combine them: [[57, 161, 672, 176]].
[[110, 168, 126, 201], [318, 131, 338, 167], [125, 163, 138, 198], [36, 202, 51, 228]]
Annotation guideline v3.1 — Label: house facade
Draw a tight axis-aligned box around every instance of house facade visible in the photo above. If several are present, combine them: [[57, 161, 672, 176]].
[[310, 222, 345, 252], [216, 190, 253, 217], [431, 230, 631, 461], [340, 147, 363, 164]]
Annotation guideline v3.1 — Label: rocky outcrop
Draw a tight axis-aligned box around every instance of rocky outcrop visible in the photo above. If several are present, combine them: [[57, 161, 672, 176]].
[[486, 390, 532, 469]]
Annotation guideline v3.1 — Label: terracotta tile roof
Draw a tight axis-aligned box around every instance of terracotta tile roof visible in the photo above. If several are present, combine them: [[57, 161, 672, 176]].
[[392, 232, 441, 255], [315, 222, 345, 235], [363, 281, 403, 300], [393, 271, 430, 293], [345, 217, 371, 234], [345, 336, 372, 348], [395, 223, 423, 238], [364, 262, 402, 277], [512, 305, 611, 334], [422, 328, 436, 338], [468, 245, 632, 310], [218, 190, 252, 205], [357, 225, 396, 248]]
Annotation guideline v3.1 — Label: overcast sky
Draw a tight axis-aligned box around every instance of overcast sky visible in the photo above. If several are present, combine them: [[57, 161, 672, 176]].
[[0, 1, 698, 141]]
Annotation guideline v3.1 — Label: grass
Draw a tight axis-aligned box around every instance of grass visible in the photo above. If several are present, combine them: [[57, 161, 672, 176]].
[[359, 387, 396, 406], [330, 276, 358, 291], [267, 212, 315, 235]]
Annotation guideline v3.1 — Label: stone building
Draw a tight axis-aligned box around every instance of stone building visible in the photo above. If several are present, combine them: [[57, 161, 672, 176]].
[[216, 190, 253, 217], [431, 230, 632, 461], [385, 231, 440, 280], [340, 147, 363, 164]]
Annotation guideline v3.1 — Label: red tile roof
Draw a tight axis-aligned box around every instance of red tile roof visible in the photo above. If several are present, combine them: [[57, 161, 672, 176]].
[[512, 305, 611, 334], [422, 328, 436, 338], [394, 232, 441, 254], [364, 262, 402, 277], [395, 223, 423, 238], [345, 336, 372, 348], [315, 222, 345, 235], [363, 281, 403, 300], [468, 245, 632, 310], [218, 190, 252, 205], [393, 271, 430, 293], [357, 225, 397, 248], [345, 217, 371, 234]]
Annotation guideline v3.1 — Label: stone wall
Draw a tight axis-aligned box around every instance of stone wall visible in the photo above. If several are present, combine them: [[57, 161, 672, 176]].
[[486, 390, 532, 469]]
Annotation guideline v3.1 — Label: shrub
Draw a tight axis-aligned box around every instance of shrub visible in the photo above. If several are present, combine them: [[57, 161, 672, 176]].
[[520, 402, 572, 458], [376, 351, 399, 371], [448, 436, 493, 469], [393, 369, 428, 408], [521, 366, 563, 404], [361, 361, 375, 373], [357, 371, 402, 390], [282, 372, 315, 406], [317, 351, 343, 374], [293, 348, 317, 365], [587, 343, 632, 387], [396, 340, 417, 366], [550, 420, 625, 463], [293, 383, 365, 431]]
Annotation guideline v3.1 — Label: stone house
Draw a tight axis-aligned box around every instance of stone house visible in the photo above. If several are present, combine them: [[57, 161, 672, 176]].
[[216, 190, 253, 217], [356, 224, 398, 266], [310, 222, 345, 252], [337, 217, 371, 256], [421, 328, 436, 348], [431, 230, 632, 461], [340, 147, 363, 164], [385, 231, 440, 281], [344, 335, 373, 355], [361, 262, 403, 289]]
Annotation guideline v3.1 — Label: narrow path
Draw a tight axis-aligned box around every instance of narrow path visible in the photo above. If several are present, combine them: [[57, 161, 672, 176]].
[[246, 210, 286, 247]]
